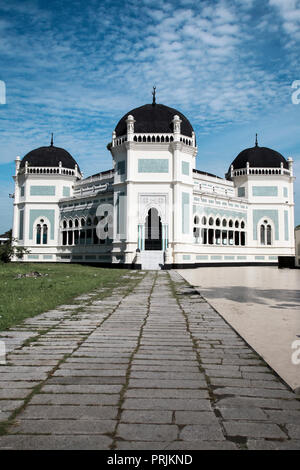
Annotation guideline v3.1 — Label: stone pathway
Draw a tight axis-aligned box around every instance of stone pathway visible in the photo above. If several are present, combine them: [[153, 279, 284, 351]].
[[0, 270, 299, 450]]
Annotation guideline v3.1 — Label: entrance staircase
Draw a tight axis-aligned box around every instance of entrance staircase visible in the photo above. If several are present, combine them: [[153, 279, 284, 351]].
[[140, 251, 164, 270]]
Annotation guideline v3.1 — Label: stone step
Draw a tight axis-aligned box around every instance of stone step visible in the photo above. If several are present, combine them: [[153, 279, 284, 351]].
[[140, 251, 164, 270]]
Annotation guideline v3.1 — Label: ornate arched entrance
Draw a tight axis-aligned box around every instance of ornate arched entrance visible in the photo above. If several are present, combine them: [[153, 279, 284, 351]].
[[145, 208, 162, 250]]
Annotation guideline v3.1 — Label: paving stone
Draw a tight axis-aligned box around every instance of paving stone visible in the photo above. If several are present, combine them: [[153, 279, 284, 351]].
[[29, 393, 119, 406], [0, 434, 112, 450], [125, 389, 209, 399], [180, 424, 225, 441], [20, 405, 118, 420], [121, 410, 172, 424], [0, 381, 39, 389], [128, 379, 206, 389], [175, 411, 219, 425], [116, 441, 169, 450], [0, 400, 24, 412], [123, 398, 212, 411], [218, 407, 268, 421], [224, 421, 287, 439], [286, 424, 300, 439], [247, 439, 300, 450], [214, 386, 295, 399], [117, 423, 178, 441], [0, 412, 11, 422], [265, 409, 300, 424], [164, 441, 237, 450], [0, 390, 30, 399], [42, 384, 122, 394], [10, 419, 116, 435]]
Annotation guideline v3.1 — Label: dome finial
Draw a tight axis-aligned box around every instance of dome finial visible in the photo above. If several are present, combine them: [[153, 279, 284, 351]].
[[152, 85, 156, 106], [255, 133, 258, 147], [50, 133, 54, 146]]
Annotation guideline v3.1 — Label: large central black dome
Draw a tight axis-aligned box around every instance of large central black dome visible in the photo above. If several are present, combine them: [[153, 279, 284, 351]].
[[115, 103, 194, 137], [20, 145, 80, 172]]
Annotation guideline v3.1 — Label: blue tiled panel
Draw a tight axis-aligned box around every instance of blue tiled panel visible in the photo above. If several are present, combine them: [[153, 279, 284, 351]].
[[238, 187, 245, 197], [117, 160, 126, 175], [182, 192, 190, 234], [19, 210, 24, 240], [252, 186, 278, 197], [63, 186, 70, 197], [138, 159, 169, 173], [30, 186, 56, 196], [284, 210, 289, 241], [182, 161, 189, 176], [117, 192, 125, 237]]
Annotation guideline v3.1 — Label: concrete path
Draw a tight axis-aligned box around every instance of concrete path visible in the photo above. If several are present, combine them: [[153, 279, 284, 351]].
[[0, 270, 299, 450]]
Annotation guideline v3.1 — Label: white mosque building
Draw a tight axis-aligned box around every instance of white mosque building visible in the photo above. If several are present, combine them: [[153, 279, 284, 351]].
[[11, 93, 296, 269]]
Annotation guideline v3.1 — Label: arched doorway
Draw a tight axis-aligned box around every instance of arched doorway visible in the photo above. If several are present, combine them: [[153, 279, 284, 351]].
[[145, 208, 162, 250]]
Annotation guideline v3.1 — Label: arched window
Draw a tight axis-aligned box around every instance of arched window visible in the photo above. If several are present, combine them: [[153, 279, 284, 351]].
[[193, 215, 200, 243], [216, 218, 220, 226], [36, 220, 48, 245], [209, 217, 214, 226], [202, 216, 207, 225], [267, 225, 272, 245], [193, 226, 200, 241], [42, 224, 48, 244], [260, 220, 272, 245], [36, 224, 41, 244], [260, 225, 265, 245]]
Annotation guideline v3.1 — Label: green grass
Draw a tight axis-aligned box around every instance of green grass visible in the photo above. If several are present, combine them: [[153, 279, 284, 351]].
[[0, 263, 130, 331]]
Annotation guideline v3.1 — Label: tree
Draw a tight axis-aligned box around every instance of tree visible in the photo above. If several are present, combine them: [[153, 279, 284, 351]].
[[0, 232, 30, 263]]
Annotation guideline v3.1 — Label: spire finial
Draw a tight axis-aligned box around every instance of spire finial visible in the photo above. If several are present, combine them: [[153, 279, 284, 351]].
[[255, 133, 258, 147], [152, 86, 156, 105], [50, 133, 54, 146]]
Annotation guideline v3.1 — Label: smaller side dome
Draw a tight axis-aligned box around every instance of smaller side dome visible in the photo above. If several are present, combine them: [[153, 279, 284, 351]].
[[20, 143, 80, 173], [227, 143, 288, 177]]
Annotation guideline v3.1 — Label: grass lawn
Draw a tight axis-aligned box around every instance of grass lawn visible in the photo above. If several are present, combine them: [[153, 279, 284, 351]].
[[0, 263, 131, 331]]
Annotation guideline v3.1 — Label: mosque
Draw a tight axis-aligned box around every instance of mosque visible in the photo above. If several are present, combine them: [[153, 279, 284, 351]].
[[11, 91, 295, 269]]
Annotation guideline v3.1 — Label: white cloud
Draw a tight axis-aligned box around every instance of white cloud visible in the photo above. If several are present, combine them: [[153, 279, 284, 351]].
[[269, 0, 300, 39]]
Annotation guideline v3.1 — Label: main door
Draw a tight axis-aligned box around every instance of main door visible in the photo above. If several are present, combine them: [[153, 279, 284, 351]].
[[145, 208, 162, 250]]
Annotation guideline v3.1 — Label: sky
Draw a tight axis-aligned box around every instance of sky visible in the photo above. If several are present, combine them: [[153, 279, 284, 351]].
[[0, 0, 300, 234]]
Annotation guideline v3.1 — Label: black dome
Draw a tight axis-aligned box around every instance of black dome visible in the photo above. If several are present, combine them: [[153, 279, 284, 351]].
[[20, 145, 80, 172], [115, 103, 194, 137], [229, 145, 288, 172]]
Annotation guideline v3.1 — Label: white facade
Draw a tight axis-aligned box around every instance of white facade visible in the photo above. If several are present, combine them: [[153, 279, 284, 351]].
[[11, 106, 296, 269]]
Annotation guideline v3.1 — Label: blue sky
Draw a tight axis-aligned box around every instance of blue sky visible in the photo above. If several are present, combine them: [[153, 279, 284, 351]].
[[0, 0, 300, 234]]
